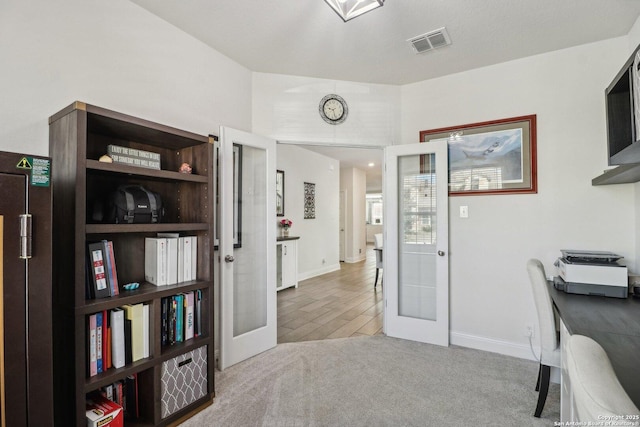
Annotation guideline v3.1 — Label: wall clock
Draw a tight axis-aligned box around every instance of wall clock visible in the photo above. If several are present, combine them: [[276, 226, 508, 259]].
[[319, 94, 348, 125]]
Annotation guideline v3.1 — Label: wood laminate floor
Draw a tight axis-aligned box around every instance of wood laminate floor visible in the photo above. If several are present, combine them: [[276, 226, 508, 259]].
[[277, 244, 383, 343]]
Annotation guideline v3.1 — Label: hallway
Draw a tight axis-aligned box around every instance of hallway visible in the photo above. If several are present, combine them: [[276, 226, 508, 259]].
[[277, 245, 383, 343]]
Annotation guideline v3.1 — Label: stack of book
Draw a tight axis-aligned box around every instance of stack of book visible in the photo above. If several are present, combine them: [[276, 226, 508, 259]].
[[87, 240, 119, 299], [161, 290, 203, 347], [91, 373, 139, 421], [87, 303, 150, 377], [145, 234, 198, 286], [107, 144, 160, 170], [86, 393, 124, 427]]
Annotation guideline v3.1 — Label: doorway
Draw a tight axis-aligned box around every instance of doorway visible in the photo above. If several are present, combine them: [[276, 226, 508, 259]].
[[275, 143, 384, 344]]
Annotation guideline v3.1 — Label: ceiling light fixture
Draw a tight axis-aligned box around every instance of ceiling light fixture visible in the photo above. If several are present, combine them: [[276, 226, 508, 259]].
[[324, 0, 384, 22], [368, 162, 375, 167]]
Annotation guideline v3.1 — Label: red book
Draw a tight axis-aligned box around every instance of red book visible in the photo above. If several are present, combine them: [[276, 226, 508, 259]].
[[86, 394, 123, 427], [105, 324, 112, 370]]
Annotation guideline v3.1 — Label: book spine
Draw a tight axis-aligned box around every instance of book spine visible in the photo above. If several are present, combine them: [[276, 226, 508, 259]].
[[124, 318, 132, 365], [177, 237, 185, 283], [103, 309, 110, 370], [191, 236, 198, 281], [105, 321, 112, 370], [111, 154, 161, 170], [183, 237, 192, 282], [108, 144, 161, 161], [88, 314, 97, 377], [175, 294, 183, 342], [107, 240, 119, 295], [111, 308, 126, 369], [101, 240, 115, 297], [96, 312, 103, 373], [142, 304, 150, 359], [185, 291, 194, 340], [196, 289, 202, 337], [169, 298, 176, 345], [124, 304, 144, 362], [161, 297, 167, 347], [144, 238, 167, 286], [165, 237, 178, 285]]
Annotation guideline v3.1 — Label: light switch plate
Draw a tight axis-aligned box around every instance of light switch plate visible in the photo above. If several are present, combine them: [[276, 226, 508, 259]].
[[460, 205, 469, 218]]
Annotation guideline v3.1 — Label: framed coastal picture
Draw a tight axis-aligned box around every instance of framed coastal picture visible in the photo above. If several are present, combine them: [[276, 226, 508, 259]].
[[420, 115, 537, 196]]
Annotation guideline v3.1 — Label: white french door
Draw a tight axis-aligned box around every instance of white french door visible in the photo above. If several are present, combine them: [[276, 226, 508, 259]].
[[219, 127, 277, 369], [383, 141, 449, 346]]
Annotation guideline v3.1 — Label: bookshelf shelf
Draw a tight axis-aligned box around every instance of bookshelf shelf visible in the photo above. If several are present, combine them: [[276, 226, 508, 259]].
[[86, 223, 210, 234], [78, 281, 212, 314], [50, 102, 215, 427], [87, 159, 209, 183], [84, 358, 155, 393]]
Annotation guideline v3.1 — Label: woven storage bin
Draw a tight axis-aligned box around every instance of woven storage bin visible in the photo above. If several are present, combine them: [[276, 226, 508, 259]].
[[161, 345, 207, 418]]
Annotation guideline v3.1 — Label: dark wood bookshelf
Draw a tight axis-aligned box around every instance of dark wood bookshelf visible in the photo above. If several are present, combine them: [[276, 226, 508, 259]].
[[50, 102, 215, 426]]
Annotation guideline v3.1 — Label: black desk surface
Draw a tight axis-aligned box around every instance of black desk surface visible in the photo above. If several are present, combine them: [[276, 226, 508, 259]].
[[547, 281, 640, 406]]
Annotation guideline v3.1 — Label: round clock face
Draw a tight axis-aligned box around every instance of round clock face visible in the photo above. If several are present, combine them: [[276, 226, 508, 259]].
[[319, 94, 348, 125]]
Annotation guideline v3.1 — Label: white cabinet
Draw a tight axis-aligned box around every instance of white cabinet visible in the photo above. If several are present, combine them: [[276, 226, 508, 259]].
[[277, 237, 299, 291]]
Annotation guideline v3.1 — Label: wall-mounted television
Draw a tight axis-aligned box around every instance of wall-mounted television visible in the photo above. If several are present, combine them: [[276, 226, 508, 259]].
[[606, 46, 640, 165]]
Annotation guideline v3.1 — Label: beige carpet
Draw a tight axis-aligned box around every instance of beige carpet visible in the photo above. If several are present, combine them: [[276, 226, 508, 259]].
[[180, 336, 559, 426]]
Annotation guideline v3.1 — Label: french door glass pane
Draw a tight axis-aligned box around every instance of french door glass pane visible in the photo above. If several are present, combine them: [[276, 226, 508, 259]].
[[233, 145, 267, 336], [398, 153, 437, 321]]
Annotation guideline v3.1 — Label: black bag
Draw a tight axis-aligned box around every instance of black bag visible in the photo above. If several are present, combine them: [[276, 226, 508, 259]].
[[106, 185, 164, 224]]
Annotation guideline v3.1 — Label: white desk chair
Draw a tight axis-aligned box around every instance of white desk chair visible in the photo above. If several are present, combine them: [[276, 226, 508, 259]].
[[566, 334, 639, 421], [527, 259, 561, 417], [374, 233, 383, 288]]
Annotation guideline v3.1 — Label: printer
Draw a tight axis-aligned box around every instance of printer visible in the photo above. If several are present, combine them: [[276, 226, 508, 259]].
[[554, 250, 628, 298]]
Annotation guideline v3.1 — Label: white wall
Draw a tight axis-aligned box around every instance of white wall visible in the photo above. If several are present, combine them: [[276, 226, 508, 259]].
[[402, 37, 635, 358], [252, 72, 401, 146], [0, 0, 252, 157], [340, 167, 367, 263], [0, 0, 253, 364], [276, 145, 340, 279]]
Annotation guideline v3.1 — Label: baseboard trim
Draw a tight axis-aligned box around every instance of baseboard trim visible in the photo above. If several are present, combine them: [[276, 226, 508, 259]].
[[450, 331, 537, 362], [343, 255, 366, 263], [298, 263, 341, 281]]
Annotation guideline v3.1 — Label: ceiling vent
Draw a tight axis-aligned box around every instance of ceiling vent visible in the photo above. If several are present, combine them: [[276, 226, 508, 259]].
[[408, 27, 451, 54]]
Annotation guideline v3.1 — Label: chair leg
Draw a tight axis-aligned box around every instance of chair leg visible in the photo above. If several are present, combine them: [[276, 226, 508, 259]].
[[535, 363, 542, 391], [374, 268, 379, 288], [534, 364, 551, 417]]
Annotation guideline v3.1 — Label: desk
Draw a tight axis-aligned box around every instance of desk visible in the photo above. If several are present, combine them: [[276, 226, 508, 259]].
[[547, 281, 640, 412]]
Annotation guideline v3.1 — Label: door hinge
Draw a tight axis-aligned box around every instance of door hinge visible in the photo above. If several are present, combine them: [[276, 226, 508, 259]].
[[19, 214, 32, 259]]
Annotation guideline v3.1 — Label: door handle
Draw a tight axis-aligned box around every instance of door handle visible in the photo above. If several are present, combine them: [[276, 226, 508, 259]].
[[437, 250, 445, 257], [225, 255, 235, 263]]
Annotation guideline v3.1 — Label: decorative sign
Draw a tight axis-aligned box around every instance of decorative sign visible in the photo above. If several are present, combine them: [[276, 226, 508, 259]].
[[304, 182, 315, 219]]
